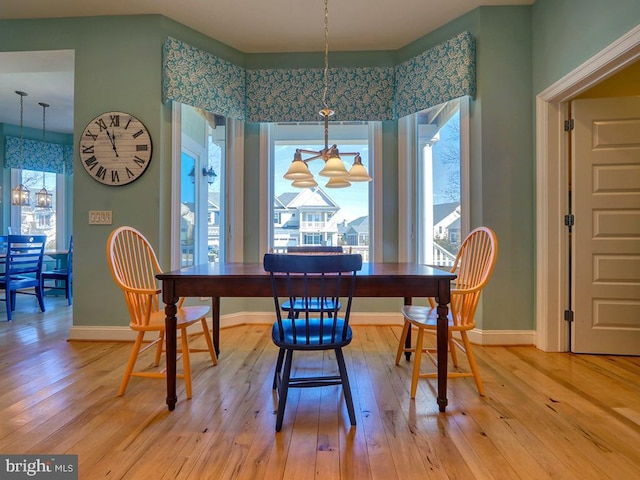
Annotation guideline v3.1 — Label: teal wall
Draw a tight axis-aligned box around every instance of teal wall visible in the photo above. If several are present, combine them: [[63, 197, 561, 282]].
[[532, 0, 640, 95], [0, 1, 637, 333]]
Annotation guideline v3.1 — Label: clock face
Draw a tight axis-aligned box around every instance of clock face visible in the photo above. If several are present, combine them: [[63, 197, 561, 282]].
[[79, 111, 152, 186]]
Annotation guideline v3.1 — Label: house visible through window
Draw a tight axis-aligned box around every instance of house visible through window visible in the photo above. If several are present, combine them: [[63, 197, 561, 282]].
[[178, 104, 226, 266], [415, 96, 468, 267], [270, 122, 372, 260]]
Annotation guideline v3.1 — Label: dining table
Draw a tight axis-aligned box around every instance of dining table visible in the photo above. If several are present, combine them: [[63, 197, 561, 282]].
[[157, 261, 456, 413]]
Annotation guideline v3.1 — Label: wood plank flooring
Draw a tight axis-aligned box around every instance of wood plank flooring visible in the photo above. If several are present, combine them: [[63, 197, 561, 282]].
[[1, 298, 639, 479]]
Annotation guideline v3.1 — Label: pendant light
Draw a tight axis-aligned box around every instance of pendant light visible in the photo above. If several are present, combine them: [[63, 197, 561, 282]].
[[282, 0, 372, 189], [11, 91, 31, 206], [35, 102, 52, 209]]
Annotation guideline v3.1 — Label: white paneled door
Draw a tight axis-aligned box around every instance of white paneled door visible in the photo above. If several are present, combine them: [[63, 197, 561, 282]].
[[572, 96, 640, 354]]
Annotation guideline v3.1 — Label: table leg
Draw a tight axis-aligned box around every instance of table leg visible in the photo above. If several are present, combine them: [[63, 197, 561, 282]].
[[212, 297, 220, 356], [165, 301, 178, 411], [436, 285, 449, 412], [404, 297, 412, 360]]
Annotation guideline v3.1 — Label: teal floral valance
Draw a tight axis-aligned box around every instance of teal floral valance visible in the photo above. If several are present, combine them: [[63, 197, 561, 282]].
[[246, 66, 395, 123], [163, 37, 246, 120], [162, 31, 475, 122], [395, 31, 476, 119], [5, 136, 73, 174]]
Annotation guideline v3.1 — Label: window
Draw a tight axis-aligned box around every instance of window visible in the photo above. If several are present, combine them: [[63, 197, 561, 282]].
[[269, 122, 373, 259], [415, 97, 468, 267], [176, 104, 227, 267], [303, 233, 323, 245], [11, 169, 61, 250]]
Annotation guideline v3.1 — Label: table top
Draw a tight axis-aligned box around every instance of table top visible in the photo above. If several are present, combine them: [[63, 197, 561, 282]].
[[158, 261, 456, 280], [158, 262, 456, 299]]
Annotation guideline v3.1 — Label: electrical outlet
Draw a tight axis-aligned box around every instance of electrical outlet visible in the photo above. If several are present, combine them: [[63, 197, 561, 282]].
[[88, 210, 112, 225]]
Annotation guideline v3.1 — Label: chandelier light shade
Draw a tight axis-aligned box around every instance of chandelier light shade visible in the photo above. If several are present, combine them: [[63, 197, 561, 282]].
[[11, 184, 30, 206], [291, 178, 318, 188], [346, 154, 371, 182], [35, 102, 53, 209], [35, 186, 52, 208], [11, 90, 31, 206], [283, 0, 372, 189]]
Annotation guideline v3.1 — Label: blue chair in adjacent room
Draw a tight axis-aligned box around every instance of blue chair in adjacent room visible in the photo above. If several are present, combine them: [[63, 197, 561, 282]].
[[0, 235, 47, 321], [264, 252, 362, 431], [42, 236, 73, 305]]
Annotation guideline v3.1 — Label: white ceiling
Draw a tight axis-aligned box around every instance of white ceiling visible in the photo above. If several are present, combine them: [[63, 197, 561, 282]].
[[0, 0, 534, 134]]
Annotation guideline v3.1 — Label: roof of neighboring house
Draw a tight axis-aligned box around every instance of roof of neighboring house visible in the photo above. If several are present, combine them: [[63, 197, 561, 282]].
[[275, 192, 298, 209], [338, 216, 369, 235], [434, 202, 459, 224], [207, 192, 221, 210], [275, 187, 339, 210]]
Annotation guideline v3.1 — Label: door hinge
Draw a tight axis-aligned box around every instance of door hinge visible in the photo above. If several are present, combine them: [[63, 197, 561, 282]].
[[564, 309, 574, 322], [564, 214, 574, 227], [564, 119, 574, 131]]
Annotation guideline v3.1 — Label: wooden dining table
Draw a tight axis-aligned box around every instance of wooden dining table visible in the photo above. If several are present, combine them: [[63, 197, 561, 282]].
[[157, 261, 456, 413]]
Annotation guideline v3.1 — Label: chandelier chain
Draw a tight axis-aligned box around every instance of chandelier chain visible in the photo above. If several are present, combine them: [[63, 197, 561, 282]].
[[19, 93, 25, 161], [322, 0, 329, 110], [40, 102, 50, 188]]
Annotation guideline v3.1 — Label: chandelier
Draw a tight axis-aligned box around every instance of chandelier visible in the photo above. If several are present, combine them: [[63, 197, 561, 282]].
[[35, 101, 52, 209], [11, 91, 30, 206], [283, 0, 372, 189]]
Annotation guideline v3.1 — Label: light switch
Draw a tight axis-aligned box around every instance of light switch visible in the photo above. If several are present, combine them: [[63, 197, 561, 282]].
[[88, 210, 112, 225]]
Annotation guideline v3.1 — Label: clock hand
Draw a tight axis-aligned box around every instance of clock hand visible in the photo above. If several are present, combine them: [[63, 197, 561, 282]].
[[106, 130, 119, 157]]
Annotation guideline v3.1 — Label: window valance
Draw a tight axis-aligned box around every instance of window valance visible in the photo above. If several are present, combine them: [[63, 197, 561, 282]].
[[246, 66, 395, 123], [5, 136, 73, 174], [395, 32, 476, 119], [163, 37, 246, 121], [162, 31, 475, 122]]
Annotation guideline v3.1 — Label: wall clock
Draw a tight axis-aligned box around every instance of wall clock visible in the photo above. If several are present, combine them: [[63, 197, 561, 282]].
[[79, 111, 152, 186]]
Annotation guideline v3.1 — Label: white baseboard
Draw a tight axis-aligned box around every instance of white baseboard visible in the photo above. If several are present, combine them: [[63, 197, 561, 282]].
[[466, 328, 536, 346], [68, 311, 535, 346]]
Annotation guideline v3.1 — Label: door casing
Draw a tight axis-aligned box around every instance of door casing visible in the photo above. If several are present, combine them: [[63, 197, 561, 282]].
[[535, 25, 640, 352]]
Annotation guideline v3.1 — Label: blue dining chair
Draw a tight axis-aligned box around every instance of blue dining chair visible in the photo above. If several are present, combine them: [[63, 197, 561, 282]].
[[0, 235, 47, 321], [42, 236, 73, 305], [264, 252, 362, 431]]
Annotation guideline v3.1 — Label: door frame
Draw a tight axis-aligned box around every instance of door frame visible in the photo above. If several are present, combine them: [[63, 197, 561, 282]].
[[535, 25, 640, 352]]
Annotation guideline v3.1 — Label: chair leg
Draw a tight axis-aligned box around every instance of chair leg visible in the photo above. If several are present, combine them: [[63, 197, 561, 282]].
[[5, 290, 12, 321], [199, 318, 218, 366], [36, 284, 46, 312], [154, 331, 164, 366], [275, 349, 293, 432], [448, 333, 459, 367], [118, 331, 146, 396], [410, 327, 425, 399], [335, 348, 356, 426], [66, 280, 72, 305], [180, 327, 193, 399], [273, 347, 285, 389], [395, 319, 411, 365], [460, 331, 485, 396]]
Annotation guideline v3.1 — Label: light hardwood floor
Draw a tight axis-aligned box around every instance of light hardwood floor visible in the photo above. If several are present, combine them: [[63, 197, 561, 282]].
[[1, 298, 639, 479]]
